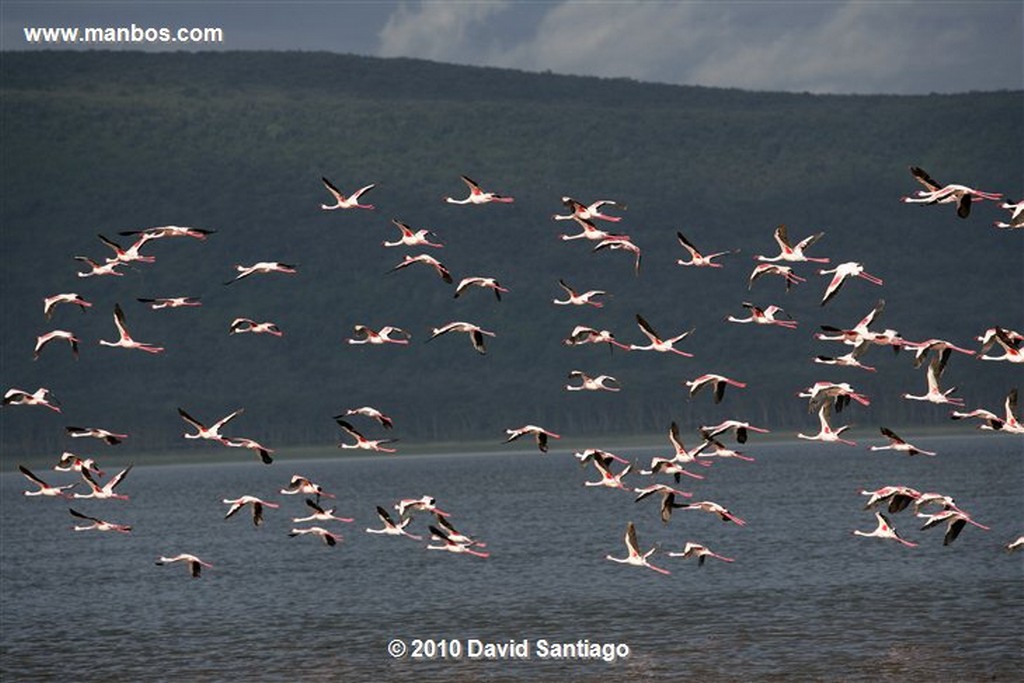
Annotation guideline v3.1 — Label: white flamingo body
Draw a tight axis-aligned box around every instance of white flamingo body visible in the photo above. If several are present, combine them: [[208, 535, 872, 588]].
[[667, 542, 735, 565], [605, 522, 670, 575], [389, 253, 453, 283], [342, 406, 393, 429], [675, 231, 738, 268], [156, 553, 212, 578], [797, 403, 857, 446], [748, 263, 806, 291], [566, 371, 620, 392], [553, 196, 624, 222], [593, 237, 641, 275], [225, 262, 297, 285], [229, 318, 283, 337], [902, 356, 964, 407], [4, 387, 61, 412], [347, 325, 410, 345], [994, 200, 1024, 229], [293, 498, 354, 524], [98, 304, 164, 354], [223, 495, 279, 526], [630, 314, 694, 356], [678, 500, 746, 526], [395, 495, 449, 519], [445, 175, 513, 205], [726, 302, 797, 329], [34, 330, 79, 360], [504, 425, 561, 452], [120, 225, 215, 240], [870, 427, 935, 456], [553, 280, 608, 307], [320, 177, 375, 210], [19, 465, 76, 497], [43, 293, 92, 319], [563, 325, 630, 351], [74, 465, 133, 500], [685, 373, 747, 404], [178, 407, 242, 443], [917, 509, 990, 546], [454, 277, 507, 301], [384, 219, 443, 248], [335, 418, 398, 453], [280, 475, 335, 500], [699, 420, 770, 444], [74, 256, 124, 278], [853, 512, 917, 547], [222, 437, 274, 464], [426, 525, 490, 558], [756, 224, 829, 263], [54, 452, 105, 476], [366, 505, 421, 539], [289, 526, 341, 546], [98, 233, 155, 265], [137, 297, 201, 310], [428, 321, 495, 354], [69, 508, 131, 533], [818, 262, 883, 306]]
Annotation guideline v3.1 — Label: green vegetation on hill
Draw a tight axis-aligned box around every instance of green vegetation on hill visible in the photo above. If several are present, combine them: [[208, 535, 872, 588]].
[[1, 51, 1021, 458]]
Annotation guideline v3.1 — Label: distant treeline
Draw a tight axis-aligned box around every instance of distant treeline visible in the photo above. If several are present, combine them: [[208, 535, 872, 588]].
[[1, 51, 1020, 458]]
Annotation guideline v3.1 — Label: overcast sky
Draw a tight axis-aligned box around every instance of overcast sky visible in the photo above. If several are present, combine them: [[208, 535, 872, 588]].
[[3, 1, 1021, 95]]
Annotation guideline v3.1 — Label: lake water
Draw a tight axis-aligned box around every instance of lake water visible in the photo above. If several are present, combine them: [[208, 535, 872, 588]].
[[2, 435, 1022, 681]]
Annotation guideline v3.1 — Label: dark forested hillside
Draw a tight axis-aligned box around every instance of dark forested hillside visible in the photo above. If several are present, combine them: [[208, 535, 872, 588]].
[[1, 51, 1021, 458]]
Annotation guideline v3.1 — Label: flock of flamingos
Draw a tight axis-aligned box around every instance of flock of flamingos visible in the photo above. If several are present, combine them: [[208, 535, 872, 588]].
[[6, 168, 1024, 578]]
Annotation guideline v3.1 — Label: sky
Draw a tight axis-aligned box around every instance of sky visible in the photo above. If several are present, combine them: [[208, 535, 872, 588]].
[[2, 1, 1022, 95]]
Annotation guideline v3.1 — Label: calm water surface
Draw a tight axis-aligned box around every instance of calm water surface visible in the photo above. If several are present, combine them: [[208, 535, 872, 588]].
[[2, 435, 1022, 681]]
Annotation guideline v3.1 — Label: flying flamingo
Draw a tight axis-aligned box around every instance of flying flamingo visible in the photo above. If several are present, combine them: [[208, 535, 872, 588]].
[[280, 475, 335, 501], [156, 554, 212, 578], [559, 215, 628, 242], [639, 456, 706, 483], [583, 459, 632, 490], [667, 542, 735, 565], [428, 321, 495, 354], [120, 225, 215, 240], [444, 175, 513, 205], [634, 484, 693, 524], [98, 304, 164, 354], [678, 500, 746, 526], [629, 314, 695, 356], [34, 330, 79, 360], [797, 402, 857, 446], [853, 512, 917, 547], [97, 233, 155, 265], [818, 262, 883, 306], [605, 522, 670, 575], [289, 527, 341, 546], [347, 325, 410, 345], [902, 338, 975, 373], [755, 224, 829, 264], [553, 280, 609, 307], [814, 340, 877, 372], [748, 263, 806, 291], [675, 231, 739, 268], [553, 196, 625, 222], [224, 262, 297, 285], [229, 318, 283, 337], [320, 177, 376, 210], [384, 219, 443, 248], [574, 448, 631, 468], [74, 465, 133, 500], [699, 419, 770, 444], [426, 525, 490, 558], [395, 496, 450, 519], [43, 293, 92, 319], [566, 371, 620, 392], [366, 506, 422, 540], [4, 387, 62, 412], [592, 237, 641, 275], [19, 465, 76, 498], [696, 435, 755, 462], [389, 253, 453, 283], [74, 256, 124, 278], [68, 508, 131, 533], [222, 437, 274, 464], [869, 427, 936, 456], [341, 406, 394, 429], [726, 302, 797, 329], [1006, 536, 1024, 553], [860, 486, 922, 514], [293, 498, 355, 524], [504, 425, 561, 453], [979, 327, 1024, 364], [178, 407, 243, 443], [335, 418, 398, 453], [666, 421, 711, 466], [54, 452, 104, 476], [901, 166, 1002, 218], [563, 325, 630, 352], [902, 356, 964, 407], [222, 495, 280, 526], [684, 373, 746, 404], [799, 381, 871, 414], [994, 200, 1024, 229], [917, 509, 990, 546], [432, 514, 487, 550], [454, 277, 508, 301], [137, 297, 202, 310]]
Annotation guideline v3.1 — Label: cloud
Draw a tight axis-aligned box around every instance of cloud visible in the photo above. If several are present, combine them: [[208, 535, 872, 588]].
[[377, 0, 512, 61], [375, 1, 1022, 94]]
